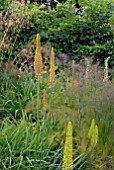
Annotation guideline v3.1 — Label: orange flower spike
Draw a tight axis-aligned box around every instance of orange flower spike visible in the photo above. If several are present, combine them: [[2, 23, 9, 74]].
[[49, 48, 55, 88], [43, 89, 48, 113], [34, 34, 43, 80]]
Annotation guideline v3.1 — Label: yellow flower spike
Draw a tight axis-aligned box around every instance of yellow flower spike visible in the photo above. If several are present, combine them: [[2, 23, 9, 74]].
[[49, 47, 55, 89], [62, 121, 73, 170], [88, 119, 95, 139], [95, 125, 98, 146], [43, 89, 48, 113], [36, 34, 40, 51], [34, 34, 43, 80], [88, 119, 98, 149], [91, 125, 98, 148]]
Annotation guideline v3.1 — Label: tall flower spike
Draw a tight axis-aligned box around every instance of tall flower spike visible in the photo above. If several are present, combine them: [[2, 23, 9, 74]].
[[49, 48, 55, 89], [34, 34, 43, 80], [103, 56, 110, 82], [91, 125, 98, 148], [62, 121, 73, 170], [88, 119, 95, 139], [43, 89, 48, 113], [88, 119, 98, 148]]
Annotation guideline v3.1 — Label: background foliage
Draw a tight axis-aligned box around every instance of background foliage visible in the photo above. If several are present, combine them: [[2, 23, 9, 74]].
[[0, 0, 114, 67]]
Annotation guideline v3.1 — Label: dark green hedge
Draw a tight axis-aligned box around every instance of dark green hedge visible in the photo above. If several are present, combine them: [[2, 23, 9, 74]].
[[1, 0, 114, 67], [33, 1, 114, 66]]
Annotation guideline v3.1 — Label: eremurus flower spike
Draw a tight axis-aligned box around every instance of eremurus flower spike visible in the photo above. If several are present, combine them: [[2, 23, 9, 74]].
[[34, 34, 43, 80], [43, 89, 48, 113], [49, 47, 55, 88], [91, 125, 98, 148], [88, 119, 98, 148], [62, 121, 73, 170], [88, 119, 95, 139]]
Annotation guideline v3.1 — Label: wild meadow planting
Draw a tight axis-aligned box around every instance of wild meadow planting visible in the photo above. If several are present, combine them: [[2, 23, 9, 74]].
[[0, 0, 114, 169]]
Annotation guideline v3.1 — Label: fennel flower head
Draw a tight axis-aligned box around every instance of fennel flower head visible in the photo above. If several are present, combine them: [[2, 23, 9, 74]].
[[34, 34, 43, 80], [62, 121, 73, 170]]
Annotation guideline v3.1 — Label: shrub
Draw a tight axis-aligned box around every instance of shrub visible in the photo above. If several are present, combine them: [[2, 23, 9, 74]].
[[33, 0, 114, 67]]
